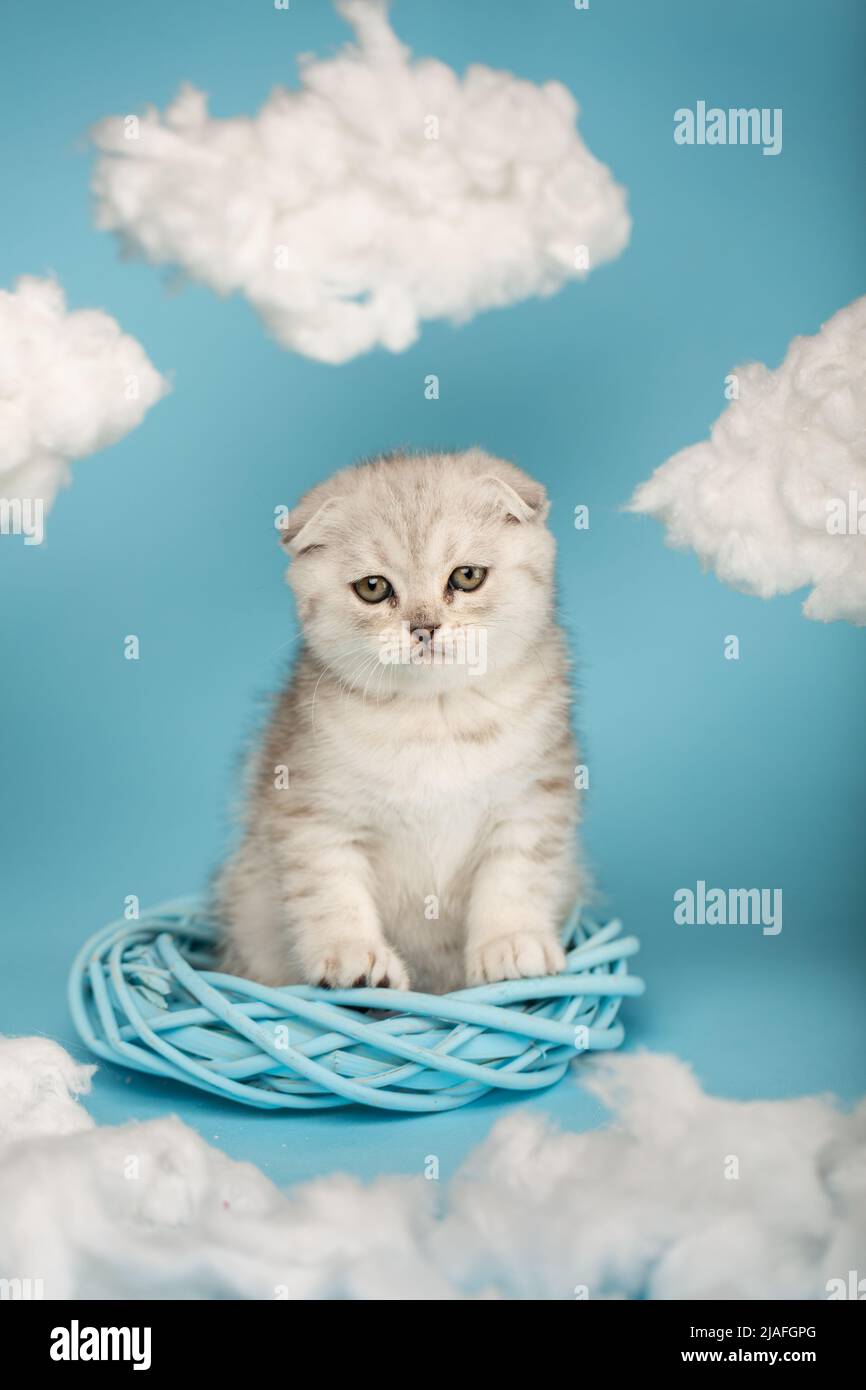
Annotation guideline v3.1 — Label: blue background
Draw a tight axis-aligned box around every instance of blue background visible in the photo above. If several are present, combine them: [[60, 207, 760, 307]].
[[1, 0, 864, 1187]]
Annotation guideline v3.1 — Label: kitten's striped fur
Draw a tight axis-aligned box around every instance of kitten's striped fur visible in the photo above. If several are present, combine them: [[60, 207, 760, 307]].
[[215, 449, 585, 993]]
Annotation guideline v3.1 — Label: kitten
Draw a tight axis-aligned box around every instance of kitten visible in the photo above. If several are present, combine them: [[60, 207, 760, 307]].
[[214, 448, 585, 994]]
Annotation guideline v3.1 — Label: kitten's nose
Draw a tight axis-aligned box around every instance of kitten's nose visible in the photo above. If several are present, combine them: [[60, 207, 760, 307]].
[[410, 622, 441, 643]]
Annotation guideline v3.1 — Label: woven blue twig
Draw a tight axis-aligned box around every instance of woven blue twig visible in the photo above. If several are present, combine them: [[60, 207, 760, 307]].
[[68, 901, 644, 1113]]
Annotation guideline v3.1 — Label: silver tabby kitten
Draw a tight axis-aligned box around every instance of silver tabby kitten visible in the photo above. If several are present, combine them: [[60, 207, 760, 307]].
[[215, 448, 585, 993]]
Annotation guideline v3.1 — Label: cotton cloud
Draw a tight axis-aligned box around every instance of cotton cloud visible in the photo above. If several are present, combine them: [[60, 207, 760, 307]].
[[628, 296, 866, 625], [0, 1037, 94, 1144], [0, 277, 168, 513], [1, 1037, 863, 1299], [88, 0, 630, 365]]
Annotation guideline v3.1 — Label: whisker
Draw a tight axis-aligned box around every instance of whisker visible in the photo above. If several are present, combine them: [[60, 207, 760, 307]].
[[308, 640, 380, 732], [486, 621, 552, 681]]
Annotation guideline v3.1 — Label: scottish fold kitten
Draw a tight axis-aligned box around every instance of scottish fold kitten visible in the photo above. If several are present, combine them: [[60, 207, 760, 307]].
[[215, 448, 584, 994]]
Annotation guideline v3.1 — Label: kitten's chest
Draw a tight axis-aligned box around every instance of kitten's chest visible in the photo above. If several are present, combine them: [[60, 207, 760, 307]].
[[328, 693, 530, 813]]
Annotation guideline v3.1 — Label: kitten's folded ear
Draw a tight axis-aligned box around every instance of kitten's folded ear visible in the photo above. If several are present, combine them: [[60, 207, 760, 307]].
[[479, 473, 550, 524], [279, 494, 344, 556]]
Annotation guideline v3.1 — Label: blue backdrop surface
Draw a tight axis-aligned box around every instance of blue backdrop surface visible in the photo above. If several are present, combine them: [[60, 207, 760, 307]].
[[1, 0, 864, 1187]]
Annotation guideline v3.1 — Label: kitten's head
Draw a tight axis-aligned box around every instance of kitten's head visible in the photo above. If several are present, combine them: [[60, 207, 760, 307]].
[[281, 449, 556, 695]]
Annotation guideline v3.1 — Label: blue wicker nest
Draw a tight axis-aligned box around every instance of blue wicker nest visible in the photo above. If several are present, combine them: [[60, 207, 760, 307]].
[[68, 901, 644, 1113]]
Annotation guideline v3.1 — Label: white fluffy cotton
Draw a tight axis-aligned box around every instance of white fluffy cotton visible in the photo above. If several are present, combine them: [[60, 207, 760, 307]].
[[1, 1037, 863, 1300], [88, 0, 630, 365], [629, 296, 866, 625], [0, 277, 168, 510], [0, 1037, 94, 1144]]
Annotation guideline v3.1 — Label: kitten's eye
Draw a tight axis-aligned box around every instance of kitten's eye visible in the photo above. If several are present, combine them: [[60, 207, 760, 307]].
[[352, 575, 393, 604], [448, 565, 487, 592]]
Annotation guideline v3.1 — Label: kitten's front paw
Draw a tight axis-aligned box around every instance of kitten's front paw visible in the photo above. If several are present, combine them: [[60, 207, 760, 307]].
[[311, 940, 411, 991], [465, 932, 566, 986]]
